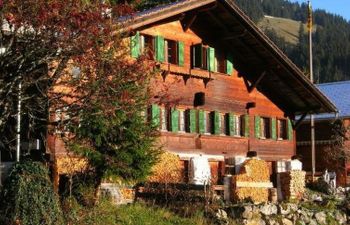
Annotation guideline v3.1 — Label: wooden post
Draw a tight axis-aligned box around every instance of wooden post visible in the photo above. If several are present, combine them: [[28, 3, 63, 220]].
[[308, 0, 316, 181]]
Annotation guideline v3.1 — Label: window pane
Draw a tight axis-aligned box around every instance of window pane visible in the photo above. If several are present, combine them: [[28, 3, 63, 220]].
[[206, 112, 211, 134], [261, 117, 271, 139], [234, 115, 241, 136], [161, 108, 169, 131], [179, 110, 186, 132], [221, 114, 227, 135], [278, 119, 287, 139], [167, 39, 178, 64], [141, 34, 154, 59], [216, 49, 226, 73]]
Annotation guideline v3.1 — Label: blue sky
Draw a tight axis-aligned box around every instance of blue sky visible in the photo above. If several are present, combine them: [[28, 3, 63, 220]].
[[290, 0, 350, 21]]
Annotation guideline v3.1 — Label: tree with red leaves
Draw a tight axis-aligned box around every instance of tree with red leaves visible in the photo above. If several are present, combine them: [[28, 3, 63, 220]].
[[0, 0, 159, 187]]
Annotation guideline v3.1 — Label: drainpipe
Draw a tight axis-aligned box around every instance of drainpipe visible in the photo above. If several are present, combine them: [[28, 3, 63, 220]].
[[16, 78, 21, 162]]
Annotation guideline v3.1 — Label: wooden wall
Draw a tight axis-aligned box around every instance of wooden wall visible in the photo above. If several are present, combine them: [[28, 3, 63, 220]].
[[297, 119, 350, 186], [143, 20, 295, 162]]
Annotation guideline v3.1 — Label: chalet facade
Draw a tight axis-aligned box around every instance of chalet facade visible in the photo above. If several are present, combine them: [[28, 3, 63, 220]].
[[297, 81, 350, 186], [42, 0, 337, 187], [123, 0, 336, 184]]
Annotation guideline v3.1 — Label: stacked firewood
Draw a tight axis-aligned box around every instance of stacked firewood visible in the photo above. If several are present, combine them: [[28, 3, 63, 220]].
[[148, 152, 183, 183], [280, 170, 306, 200], [233, 158, 271, 203]]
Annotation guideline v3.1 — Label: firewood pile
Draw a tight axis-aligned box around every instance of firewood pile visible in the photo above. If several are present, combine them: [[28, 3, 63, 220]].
[[233, 158, 271, 203], [280, 170, 306, 200], [148, 152, 183, 183]]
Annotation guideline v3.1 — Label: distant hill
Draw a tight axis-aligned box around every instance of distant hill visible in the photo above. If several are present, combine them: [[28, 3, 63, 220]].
[[235, 0, 350, 83], [258, 15, 307, 45]]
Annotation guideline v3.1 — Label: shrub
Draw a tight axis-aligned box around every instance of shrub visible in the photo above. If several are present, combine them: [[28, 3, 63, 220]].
[[0, 161, 64, 225]]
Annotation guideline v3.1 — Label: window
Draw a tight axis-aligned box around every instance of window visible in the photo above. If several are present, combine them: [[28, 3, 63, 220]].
[[148, 105, 160, 128], [278, 119, 287, 140], [227, 114, 244, 137], [205, 111, 212, 134], [185, 109, 197, 133], [165, 39, 178, 64], [234, 115, 242, 136], [192, 44, 215, 71], [260, 117, 271, 139], [215, 49, 226, 74], [221, 113, 227, 135], [140, 34, 154, 59], [160, 107, 169, 131], [179, 110, 186, 132]]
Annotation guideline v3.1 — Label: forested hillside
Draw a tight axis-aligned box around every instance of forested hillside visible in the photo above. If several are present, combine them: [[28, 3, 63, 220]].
[[235, 0, 350, 83], [129, 0, 350, 83]]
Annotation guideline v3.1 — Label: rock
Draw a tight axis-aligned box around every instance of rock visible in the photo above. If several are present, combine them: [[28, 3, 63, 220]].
[[281, 218, 293, 225], [278, 204, 290, 215], [313, 196, 323, 202], [216, 209, 228, 221], [242, 205, 254, 219], [314, 212, 327, 225], [287, 203, 298, 212], [260, 204, 277, 216], [299, 211, 310, 224], [295, 220, 306, 225], [265, 219, 279, 225], [308, 219, 317, 225], [244, 218, 266, 225], [334, 211, 347, 225]]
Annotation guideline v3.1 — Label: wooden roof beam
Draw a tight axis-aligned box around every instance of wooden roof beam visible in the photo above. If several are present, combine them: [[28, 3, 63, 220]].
[[248, 71, 267, 93], [181, 13, 197, 32], [292, 112, 308, 130], [221, 30, 247, 41]]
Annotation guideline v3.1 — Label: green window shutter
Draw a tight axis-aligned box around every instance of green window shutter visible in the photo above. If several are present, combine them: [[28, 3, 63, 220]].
[[193, 44, 203, 68], [228, 113, 235, 136], [170, 108, 179, 133], [130, 32, 140, 58], [254, 116, 261, 139], [177, 41, 185, 66], [207, 47, 215, 72], [213, 111, 221, 135], [198, 110, 205, 134], [271, 118, 277, 140], [287, 119, 293, 141], [155, 35, 165, 62], [244, 115, 250, 137], [189, 109, 197, 133], [151, 104, 160, 127], [226, 53, 234, 75]]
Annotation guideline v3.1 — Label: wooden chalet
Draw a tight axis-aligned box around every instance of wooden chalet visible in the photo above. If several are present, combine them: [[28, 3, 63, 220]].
[[123, 0, 337, 184], [297, 81, 350, 186]]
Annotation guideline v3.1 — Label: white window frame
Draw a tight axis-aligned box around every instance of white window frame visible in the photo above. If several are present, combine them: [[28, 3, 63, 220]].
[[220, 113, 226, 135], [179, 109, 186, 133], [233, 115, 241, 137], [160, 107, 168, 131], [204, 111, 211, 135]]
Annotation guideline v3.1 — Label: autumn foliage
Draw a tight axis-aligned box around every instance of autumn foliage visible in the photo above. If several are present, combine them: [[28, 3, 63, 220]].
[[1, 0, 159, 186]]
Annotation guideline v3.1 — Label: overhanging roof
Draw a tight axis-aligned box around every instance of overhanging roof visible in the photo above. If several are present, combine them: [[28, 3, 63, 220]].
[[122, 0, 337, 116]]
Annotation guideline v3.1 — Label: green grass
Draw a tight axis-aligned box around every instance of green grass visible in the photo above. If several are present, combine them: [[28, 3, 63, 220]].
[[63, 198, 208, 225], [258, 15, 312, 45], [115, 203, 207, 225]]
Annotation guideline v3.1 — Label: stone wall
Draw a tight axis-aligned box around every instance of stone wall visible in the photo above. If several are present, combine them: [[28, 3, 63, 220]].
[[215, 202, 348, 225]]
